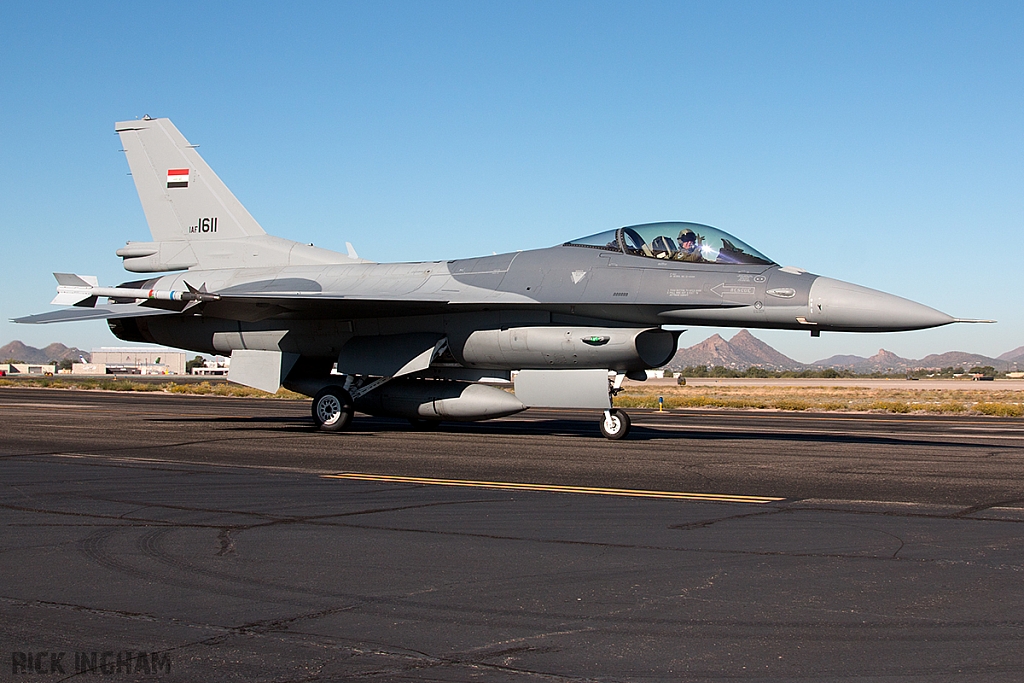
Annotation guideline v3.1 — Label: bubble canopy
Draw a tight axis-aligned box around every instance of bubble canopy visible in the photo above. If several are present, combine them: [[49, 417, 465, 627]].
[[564, 222, 774, 266]]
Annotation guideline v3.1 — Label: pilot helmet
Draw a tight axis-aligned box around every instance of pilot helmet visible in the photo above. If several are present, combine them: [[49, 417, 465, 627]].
[[678, 229, 697, 243]]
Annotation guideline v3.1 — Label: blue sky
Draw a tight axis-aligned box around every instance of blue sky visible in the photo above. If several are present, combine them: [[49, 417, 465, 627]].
[[1, 1, 1021, 362]]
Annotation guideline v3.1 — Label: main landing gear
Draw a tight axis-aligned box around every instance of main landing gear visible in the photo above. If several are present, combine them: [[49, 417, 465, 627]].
[[311, 373, 632, 439], [312, 386, 354, 432], [312, 375, 393, 432], [600, 408, 631, 440]]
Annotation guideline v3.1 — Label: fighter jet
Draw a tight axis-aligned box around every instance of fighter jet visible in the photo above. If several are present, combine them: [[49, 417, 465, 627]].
[[14, 117, 989, 438]]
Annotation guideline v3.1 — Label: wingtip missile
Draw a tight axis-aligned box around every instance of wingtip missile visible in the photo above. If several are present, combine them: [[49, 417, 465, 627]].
[[49, 275, 220, 309]]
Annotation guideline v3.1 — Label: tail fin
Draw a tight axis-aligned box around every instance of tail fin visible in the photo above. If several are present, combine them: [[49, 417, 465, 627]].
[[116, 117, 265, 241], [114, 117, 362, 272]]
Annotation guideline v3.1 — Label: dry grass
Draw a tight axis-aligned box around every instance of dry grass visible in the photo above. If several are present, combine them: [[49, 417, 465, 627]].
[[3, 377, 1022, 416], [614, 384, 1024, 416], [973, 402, 1024, 417], [0, 378, 304, 399], [164, 381, 306, 399]]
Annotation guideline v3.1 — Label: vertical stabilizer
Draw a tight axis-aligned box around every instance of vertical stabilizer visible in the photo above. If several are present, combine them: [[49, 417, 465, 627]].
[[116, 117, 265, 241], [112, 117, 362, 272]]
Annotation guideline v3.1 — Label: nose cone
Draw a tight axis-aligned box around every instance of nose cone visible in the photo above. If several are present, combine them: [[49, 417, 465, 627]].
[[808, 277, 954, 332]]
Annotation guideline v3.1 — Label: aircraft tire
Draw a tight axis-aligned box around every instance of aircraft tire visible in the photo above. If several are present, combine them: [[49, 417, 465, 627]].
[[312, 386, 354, 432], [600, 409, 631, 440]]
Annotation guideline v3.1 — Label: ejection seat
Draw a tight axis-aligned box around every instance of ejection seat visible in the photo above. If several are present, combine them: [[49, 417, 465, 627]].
[[650, 235, 677, 259]]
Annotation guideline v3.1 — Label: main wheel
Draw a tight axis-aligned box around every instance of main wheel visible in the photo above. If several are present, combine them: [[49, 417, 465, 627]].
[[599, 409, 631, 440], [312, 386, 354, 432]]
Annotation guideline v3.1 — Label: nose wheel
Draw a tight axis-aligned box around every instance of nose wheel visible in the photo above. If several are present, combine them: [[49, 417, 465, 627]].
[[312, 386, 355, 432], [600, 409, 631, 440]]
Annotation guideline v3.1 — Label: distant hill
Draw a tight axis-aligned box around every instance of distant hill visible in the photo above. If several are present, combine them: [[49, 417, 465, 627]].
[[1, 341, 90, 364], [725, 329, 804, 369], [809, 349, 911, 373], [811, 354, 869, 367], [804, 349, 1012, 373], [998, 345, 1024, 363], [665, 330, 803, 371], [664, 331, 1021, 372], [917, 351, 1005, 370]]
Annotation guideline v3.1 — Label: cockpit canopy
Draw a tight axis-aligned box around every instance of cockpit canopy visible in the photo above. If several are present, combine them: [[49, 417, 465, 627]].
[[564, 222, 774, 266]]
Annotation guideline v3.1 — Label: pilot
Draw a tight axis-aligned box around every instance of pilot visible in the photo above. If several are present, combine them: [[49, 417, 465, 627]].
[[674, 229, 703, 262]]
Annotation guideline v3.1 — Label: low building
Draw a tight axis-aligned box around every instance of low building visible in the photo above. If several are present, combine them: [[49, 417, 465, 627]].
[[192, 358, 229, 376], [0, 363, 57, 375], [89, 348, 187, 375], [71, 363, 108, 375]]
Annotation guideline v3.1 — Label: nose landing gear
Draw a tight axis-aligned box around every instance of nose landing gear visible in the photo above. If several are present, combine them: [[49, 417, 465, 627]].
[[600, 408, 631, 440]]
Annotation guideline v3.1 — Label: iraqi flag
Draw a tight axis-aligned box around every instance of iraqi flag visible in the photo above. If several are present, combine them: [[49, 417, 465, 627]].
[[166, 168, 189, 188]]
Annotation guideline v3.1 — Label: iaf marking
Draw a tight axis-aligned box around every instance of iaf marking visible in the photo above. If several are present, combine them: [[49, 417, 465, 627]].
[[322, 472, 783, 504]]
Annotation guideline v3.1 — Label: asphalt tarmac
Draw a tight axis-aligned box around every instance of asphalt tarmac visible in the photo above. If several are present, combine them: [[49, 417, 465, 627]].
[[2, 387, 1023, 681]]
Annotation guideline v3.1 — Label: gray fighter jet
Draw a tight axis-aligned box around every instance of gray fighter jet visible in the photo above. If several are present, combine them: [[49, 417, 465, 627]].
[[15, 118, 989, 438]]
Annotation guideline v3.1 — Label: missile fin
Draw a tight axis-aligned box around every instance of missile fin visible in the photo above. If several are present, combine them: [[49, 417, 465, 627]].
[[73, 296, 99, 308], [53, 273, 98, 287], [51, 290, 97, 306]]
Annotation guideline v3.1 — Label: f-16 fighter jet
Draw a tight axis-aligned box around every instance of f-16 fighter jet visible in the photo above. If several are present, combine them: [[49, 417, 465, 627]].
[[15, 118, 988, 438]]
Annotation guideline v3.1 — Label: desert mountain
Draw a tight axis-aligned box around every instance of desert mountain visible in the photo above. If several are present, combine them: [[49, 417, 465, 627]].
[[812, 354, 867, 367], [810, 348, 1012, 372], [0, 341, 91, 364], [666, 330, 803, 371], [998, 345, 1024, 363], [665, 332, 1020, 372], [810, 349, 912, 373], [666, 333, 736, 369], [917, 351, 1007, 369], [725, 330, 803, 369]]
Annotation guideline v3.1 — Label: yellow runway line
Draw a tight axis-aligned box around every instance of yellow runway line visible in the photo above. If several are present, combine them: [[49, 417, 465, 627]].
[[321, 472, 783, 504]]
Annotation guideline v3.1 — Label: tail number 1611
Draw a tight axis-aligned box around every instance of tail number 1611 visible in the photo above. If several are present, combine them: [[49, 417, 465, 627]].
[[189, 217, 218, 233]]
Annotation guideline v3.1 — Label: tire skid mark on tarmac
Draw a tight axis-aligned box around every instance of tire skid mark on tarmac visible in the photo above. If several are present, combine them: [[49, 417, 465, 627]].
[[17, 511, 1024, 642], [78, 525, 322, 609], [0, 592, 545, 683], [89, 520, 1024, 635], [51, 489, 1015, 629]]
